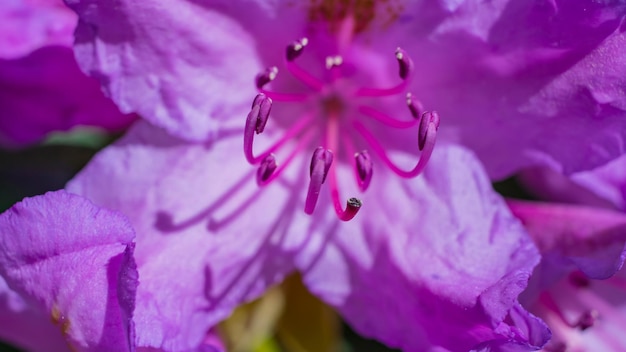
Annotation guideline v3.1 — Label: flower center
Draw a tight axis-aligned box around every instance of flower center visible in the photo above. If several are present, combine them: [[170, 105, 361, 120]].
[[242, 34, 439, 221]]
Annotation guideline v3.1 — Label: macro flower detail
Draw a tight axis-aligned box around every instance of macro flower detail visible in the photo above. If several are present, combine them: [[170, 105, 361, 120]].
[[527, 269, 626, 351], [64, 0, 626, 178], [0, 190, 138, 352], [511, 163, 626, 351], [245, 33, 439, 219], [66, 120, 548, 351], [0, 0, 136, 147]]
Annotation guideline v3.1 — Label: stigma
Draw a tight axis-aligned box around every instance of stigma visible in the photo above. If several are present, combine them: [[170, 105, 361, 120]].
[[243, 37, 439, 221]]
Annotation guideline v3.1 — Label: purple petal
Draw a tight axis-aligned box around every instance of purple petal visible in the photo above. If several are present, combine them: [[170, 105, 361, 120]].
[[65, 0, 626, 177], [0, 0, 136, 148], [296, 145, 545, 350], [471, 304, 550, 352], [0, 190, 137, 352], [0, 276, 69, 352], [508, 200, 626, 279], [0, 47, 137, 147], [67, 121, 312, 350], [64, 0, 305, 142], [517, 166, 619, 211], [571, 155, 626, 212], [0, 0, 75, 59], [412, 1, 626, 178], [524, 267, 626, 351]]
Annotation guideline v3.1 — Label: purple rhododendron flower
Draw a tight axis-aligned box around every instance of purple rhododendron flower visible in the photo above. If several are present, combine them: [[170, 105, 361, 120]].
[[66, 121, 548, 351], [63, 0, 626, 178], [0, 190, 138, 351], [510, 161, 626, 350], [0, 190, 226, 352], [0, 0, 136, 147], [19, 0, 621, 350]]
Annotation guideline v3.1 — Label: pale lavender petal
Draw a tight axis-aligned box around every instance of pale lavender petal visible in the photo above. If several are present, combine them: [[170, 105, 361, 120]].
[[0, 0, 75, 59], [66, 0, 626, 177], [431, 4, 625, 179], [471, 304, 550, 352], [63, 0, 307, 142], [67, 121, 313, 350], [296, 145, 545, 350], [0, 276, 69, 352], [517, 166, 619, 211], [0, 0, 136, 147], [409, 1, 626, 178], [571, 155, 626, 211], [524, 267, 626, 351], [0, 190, 137, 352], [508, 200, 626, 280]]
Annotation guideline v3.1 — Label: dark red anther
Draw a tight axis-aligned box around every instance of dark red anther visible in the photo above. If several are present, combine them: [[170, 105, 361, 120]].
[[418, 111, 440, 151], [257, 154, 277, 184], [568, 271, 591, 288], [406, 93, 425, 119], [253, 94, 272, 134], [395, 47, 413, 80], [244, 94, 274, 164], [576, 310, 599, 331], [286, 38, 308, 62], [355, 151, 373, 191], [305, 147, 334, 214], [255, 66, 278, 89], [310, 147, 333, 184]]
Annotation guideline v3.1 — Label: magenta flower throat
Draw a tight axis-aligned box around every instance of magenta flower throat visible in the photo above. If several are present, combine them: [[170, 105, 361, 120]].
[[244, 17, 439, 221]]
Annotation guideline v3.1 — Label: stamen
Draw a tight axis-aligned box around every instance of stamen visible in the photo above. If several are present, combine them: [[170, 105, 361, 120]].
[[305, 147, 334, 214], [358, 105, 418, 129], [286, 37, 309, 62], [244, 94, 273, 163], [327, 155, 362, 221], [355, 151, 373, 191], [255, 66, 309, 101], [353, 117, 438, 178], [333, 195, 362, 221], [355, 48, 413, 97], [244, 108, 315, 165], [418, 111, 440, 151], [284, 38, 325, 91], [395, 47, 413, 80], [406, 93, 425, 119], [243, 37, 437, 221], [575, 309, 599, 331], [255, 67, 278, 89], [258, 130, 317, 187], [256, 154, 277, 185], [252, 94, 272, 133]]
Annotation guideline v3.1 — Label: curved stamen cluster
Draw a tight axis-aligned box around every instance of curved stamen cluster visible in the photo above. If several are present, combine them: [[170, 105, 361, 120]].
[[244, 37, 440, 221]]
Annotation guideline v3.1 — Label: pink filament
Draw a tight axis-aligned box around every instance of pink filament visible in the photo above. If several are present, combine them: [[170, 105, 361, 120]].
[[286, 61, 325, 91], [355, 77, 411, 98], [258, 130, 316, 186], [358, 105, 418, 129], [353, 120, 436, 178], [244, 112, 315, 164]]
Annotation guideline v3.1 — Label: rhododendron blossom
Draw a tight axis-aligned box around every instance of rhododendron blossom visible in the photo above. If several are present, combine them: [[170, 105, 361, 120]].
[[511, 160, 626, 351], [1, 0, 623, 351], [0, 0, 135, 147]]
